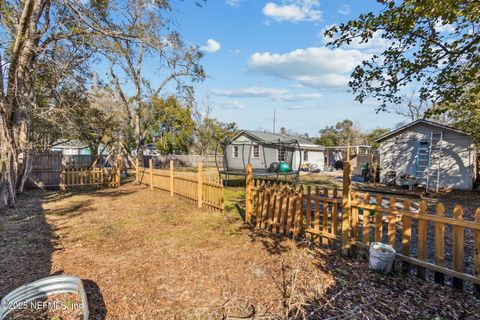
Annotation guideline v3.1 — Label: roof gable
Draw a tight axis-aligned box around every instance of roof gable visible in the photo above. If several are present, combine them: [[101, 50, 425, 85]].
[[375, 119, 469, 142], [230, 130, 319, 147]]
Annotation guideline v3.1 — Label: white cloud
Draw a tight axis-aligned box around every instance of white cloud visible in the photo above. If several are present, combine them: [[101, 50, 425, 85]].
[[338, 4, 350, 15], [200, 39, 221, 53], [320, 25, 389, 53], [226, 0, 241, 7], [220, 100, 245, 109], [263, 0, 322, 23], [278, 93, 321, 102], [247, 47, 371, 88], [211, 87, 288, 98], [434, 20, 456, 33], [287, 105, 316, 110], [211, 87, 322, 102]]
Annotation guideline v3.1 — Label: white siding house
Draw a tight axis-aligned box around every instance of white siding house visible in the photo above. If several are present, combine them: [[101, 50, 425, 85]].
[[225, 130, 324, 171], [51, 140, 90, 155], [376, 120, 476, 191]]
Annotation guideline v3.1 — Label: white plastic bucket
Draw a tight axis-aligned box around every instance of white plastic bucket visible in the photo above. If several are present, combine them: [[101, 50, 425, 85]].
[[369, 242, 396, 274]]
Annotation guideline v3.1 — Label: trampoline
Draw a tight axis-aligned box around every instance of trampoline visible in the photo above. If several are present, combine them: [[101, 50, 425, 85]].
[[215, 132, 302, 183]]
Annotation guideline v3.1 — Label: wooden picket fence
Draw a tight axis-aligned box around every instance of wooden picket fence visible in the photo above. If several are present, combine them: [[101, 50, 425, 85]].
[[246, 163, 480, 294], [136, 159, 224, 212], [60, 167, 120, 190], [60, 158, 121, 190]]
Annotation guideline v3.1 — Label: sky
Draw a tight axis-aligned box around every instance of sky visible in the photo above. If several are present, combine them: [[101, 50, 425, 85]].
[[146, 1, 407, 136]]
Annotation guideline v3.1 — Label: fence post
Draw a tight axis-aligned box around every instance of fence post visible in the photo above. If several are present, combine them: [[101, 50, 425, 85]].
[[149, 158, 153, 190], [60, 169, 65, 191], [245, 163, 253, 223], [295, 189, 303, 237], [197, 162, 203, 208], [452, 205, 465, 290], [341, 146, 352, 256], [475, 208, 480, 296], [116, 156, 121, 187], [135, 157, 139, 184], [170, 160, 174, 197]]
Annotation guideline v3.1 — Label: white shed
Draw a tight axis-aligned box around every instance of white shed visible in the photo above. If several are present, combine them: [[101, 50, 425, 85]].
[[376, 119, 476, 191]]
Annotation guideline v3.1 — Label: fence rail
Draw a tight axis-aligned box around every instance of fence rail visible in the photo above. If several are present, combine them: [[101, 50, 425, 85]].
[[137, 160, 224, 212], [60, 168, 120, 190], [246, 163, 480, 294], [60, 158, 121, 190]]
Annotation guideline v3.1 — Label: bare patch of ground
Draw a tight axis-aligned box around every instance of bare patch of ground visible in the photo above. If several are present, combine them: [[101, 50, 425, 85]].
[[1, 184, 479, 319]]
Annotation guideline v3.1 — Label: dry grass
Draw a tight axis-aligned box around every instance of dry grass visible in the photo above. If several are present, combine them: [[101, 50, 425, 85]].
[[1, 183, 480, 319]]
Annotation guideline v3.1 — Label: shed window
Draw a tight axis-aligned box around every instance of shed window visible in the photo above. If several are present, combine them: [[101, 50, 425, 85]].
[[233, 146, 239, 158], [252, 145, 260, 158], [277, 147, 286, 162], [303, 150, 309, 161]]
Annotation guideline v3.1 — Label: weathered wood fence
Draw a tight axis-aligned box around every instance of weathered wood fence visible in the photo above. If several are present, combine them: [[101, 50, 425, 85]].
[[136, 159, 224, 212], [27, 152, 62, 189], [60, 158, 121, 190], [245, 162, 480, 294]]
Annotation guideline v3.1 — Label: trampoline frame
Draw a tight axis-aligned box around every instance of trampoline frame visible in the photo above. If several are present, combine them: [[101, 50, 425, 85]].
[[215, 136, 302, 183]]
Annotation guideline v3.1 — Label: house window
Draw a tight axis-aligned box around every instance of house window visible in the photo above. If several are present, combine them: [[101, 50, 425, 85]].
[[277, 147, 286, 162], [252, 145, 260, 158], [233, 146, 239, 158], [303, 150, 309, 161]]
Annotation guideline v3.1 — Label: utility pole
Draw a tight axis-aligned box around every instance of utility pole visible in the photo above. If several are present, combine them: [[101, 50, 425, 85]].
[[273, 108, 276, 133]]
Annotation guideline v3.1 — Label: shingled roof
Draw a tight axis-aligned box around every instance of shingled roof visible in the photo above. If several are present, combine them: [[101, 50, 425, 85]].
[[375, 119, 469, 142], [231, 130, 319, 147]]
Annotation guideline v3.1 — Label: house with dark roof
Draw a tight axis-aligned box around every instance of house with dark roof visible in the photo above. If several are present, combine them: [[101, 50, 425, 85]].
[[224, 128, 325, 172], [375, 119, 476, 191]]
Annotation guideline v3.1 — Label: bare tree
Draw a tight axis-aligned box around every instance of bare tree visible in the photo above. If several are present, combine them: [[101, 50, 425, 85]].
[[190, 96, 237, 156], [106, 1, 206, 161], [0, 0, 203, 206], [395, 91, 429, 121]]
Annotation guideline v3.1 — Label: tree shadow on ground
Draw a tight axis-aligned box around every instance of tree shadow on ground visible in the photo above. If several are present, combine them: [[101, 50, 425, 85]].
[[42, 190, 77, 203], [0, 191, 54, 297], [229, 212, 480, 319], [224, 178, 246, 187], [302, 249, 480, 319], [38, 186, 137, 204], [259, 239, 480, 319], [234, 203, 245, 222], [0, 190, 107, 319], [89, 188, 137, 199], [241, 224, 291, 255], [44, 199, 95, 217], [83, 279, 107, 320]]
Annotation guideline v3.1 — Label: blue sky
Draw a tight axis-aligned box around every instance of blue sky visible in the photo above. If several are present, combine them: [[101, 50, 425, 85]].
[[156, 1, 406, 136]]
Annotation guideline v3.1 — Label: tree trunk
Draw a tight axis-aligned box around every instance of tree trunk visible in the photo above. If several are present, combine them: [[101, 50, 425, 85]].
[[134, 111, 145, 163], [17, 149, 35, 194], [0, 114, 17, 207], [89, 143, 100, 159], [118, 131, 135, 170], [0, 0, 41, 206], [88, 142, 101, 168]]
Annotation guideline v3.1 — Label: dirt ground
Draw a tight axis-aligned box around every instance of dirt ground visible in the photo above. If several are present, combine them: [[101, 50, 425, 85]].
[[1, 183, 480, 319]]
